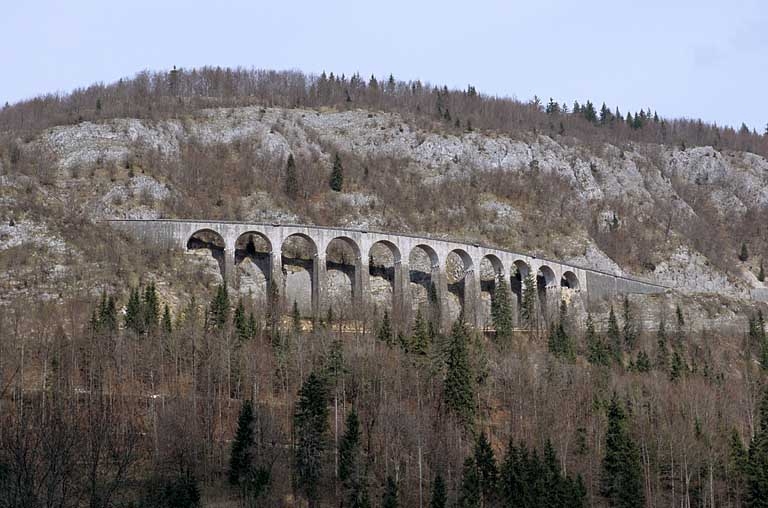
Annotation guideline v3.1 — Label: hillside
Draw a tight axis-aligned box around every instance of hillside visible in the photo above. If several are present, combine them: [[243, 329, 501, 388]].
[[1, 69, 768, 508]]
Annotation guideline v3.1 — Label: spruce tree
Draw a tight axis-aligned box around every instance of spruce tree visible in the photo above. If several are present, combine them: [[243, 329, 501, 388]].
[[520, 273, 536, 329], [125, 287, 143, 334], [759, 260, 765, 283], [443, 320, 475, 427], [430, 474, 447, 508], [330, 152, 344, 192], [410, 308, 429, 355], [233, 300, 250, 343], [382, 476, 398, 508], [162, 304, 172, 336], [208, 284, 229, 331], [474, 432, 499, 505], [228, 400, 255, 485], [746, 387, 768, 507], [586, 313, 610, 366], [740, 242, 750, 262], [656, 317, 669, 370], [338, 409, 361, 484], [143, 282, 160, 333], [491, 276, 514, 342], [457, 456, 480, 508], [292, 300, 301, 334], [377, 310, 394, 346], [607, 306, 622, 364], [600, 395, 644, 508], [285, 154, 299, 199], [622, 296, 637, 349], [294, 373, 329, 507]]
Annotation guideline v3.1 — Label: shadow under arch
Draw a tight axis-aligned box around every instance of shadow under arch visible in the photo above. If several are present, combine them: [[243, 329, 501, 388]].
[[234, 231, 273, 300], [561, 270, 580, 290], [326, 236, 363, 317], [281, 233, 319, 317], [187, 228, 226, 280], [368, 240, 402, 316]]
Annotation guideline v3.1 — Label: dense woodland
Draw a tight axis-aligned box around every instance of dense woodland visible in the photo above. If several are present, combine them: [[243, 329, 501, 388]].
[[1, 271, 768, 507]]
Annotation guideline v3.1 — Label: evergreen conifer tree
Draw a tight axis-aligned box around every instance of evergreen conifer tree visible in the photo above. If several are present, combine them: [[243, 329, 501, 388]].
[[162, 303, 172, 336], [675, 304, 685, 343], [491, 277, 513, 342], [285, 154, 299, 199], [292, 300, 301, 334], [746, 387, 768, 507], [586, 313, 610, 366], [521, 273, 537, 329], [125, 286, 143, 334], [670, 350, 685, 381], [759, 260, 765, 282], [607, 306, 622, 364], [656, 317, 669, 370], [600, 395, 644, 508], [457, 456, 480, 508], [228, 400, 255, 485], [208, 284, 229, 331], [339, 409, 368, 507], [622, 296, 637, 349], [443, 320, 475, 427], [740, 242, 750, 262], [377, 310, 394, 346], [143, 282, 160, 333], [330, 153, 344, 192], [294, 373, 329, 508], [430, 474, 447, 508], [382, 476, 398, 508], [474, 432, 499, 505], [233, 300, 250, 343], [410, 308, 429, 355]]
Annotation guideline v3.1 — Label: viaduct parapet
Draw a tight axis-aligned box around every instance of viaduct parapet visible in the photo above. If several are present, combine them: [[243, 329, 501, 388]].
[[106, 219, 668, 328]]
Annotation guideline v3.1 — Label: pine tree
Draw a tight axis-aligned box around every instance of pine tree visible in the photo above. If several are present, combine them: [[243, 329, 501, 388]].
[[457, 456, 480, 508], [600, 395, 644, 508], [208, 284, 229, 331], [586, 313, 610, 366], [740, 242, 750, 262], [491, 276, 513, 342], [430, 474, 447, 508], [746, 387, 768, 507], [474, 432, 499, 505], [670, 350, 685, 381], [228, 400, 254, 485], [125, 286, 143, 334], [656, 317, 669, 370], [143, 282, 160, 333], [675, 304, 685, 343], [285, 154, 299, 199], [338, 409, 361, 484], [377, 310, 394, 346], [635, 351, 651, 373], [607, 306, 622, 364], [294, 373, 329, 507], [520, 273, 536, 329], [330, 152, 344, 192], [622, 296, 637, 349], [233, 300, 250, 343], [759, 260, 765, 282], [410, 308, 429, 355], [162, 304, 172, 336], [443, 320, 475, 427], [382, 476, 398, 508]]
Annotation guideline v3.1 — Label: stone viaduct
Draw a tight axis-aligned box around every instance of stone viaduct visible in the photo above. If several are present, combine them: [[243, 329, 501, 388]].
[[106, 219, 668, 329]]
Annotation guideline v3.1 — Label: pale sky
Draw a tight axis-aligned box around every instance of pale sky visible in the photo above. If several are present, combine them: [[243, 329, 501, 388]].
[[1, 0, 766, 131]]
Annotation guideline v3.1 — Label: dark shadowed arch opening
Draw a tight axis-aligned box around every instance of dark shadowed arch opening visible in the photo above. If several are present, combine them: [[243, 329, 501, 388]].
[[326, 236, 361, 318], [480, 255, 503, 328], [281, 234, 318, 317], [446, 249, 473, 322], [537, 265, 557, 322], [369, 240, 401, 315], [235, 231, 272, 300], [409, 244, 440, 319], [561, 271, 580, 290], [187, 229, 226, 279]]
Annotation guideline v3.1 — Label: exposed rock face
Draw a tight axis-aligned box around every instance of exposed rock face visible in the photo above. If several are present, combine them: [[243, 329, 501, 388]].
[[11, 105, 768, 300]]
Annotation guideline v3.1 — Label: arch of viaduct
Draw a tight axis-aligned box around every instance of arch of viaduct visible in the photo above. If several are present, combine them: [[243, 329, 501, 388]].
[[106, 219, 668, 328]]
